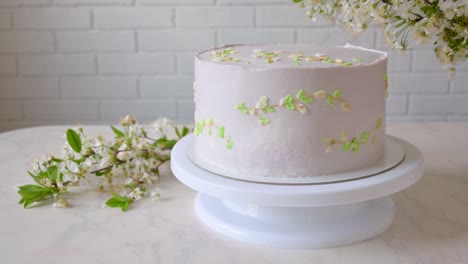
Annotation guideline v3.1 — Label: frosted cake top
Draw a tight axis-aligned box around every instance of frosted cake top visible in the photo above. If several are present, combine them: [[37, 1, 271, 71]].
[[196, 44, 387, 69]]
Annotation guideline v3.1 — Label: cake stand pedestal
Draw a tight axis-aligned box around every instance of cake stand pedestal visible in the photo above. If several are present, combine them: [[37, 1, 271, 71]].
[[170, 135, 424, 249]]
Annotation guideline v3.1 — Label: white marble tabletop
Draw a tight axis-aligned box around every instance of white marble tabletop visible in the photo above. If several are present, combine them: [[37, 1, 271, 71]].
[[0, 123, 467, 264]]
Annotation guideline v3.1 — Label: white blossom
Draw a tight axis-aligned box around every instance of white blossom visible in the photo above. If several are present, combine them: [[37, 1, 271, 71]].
[[127, 187, 143, 201]]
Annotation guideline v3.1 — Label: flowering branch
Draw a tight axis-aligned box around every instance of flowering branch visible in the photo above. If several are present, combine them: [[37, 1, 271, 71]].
[[293, 0, 468, 75], [17, 116, 191, 212]]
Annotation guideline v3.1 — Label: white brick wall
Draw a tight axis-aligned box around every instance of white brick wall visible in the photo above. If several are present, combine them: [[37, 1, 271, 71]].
[[0, 0, 467, 131]]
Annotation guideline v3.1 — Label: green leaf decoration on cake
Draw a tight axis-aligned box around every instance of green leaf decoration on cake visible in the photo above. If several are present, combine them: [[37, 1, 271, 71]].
[[287, 52, 355, 66], [324, 117, 383, 153], [194, 118, 233, 150], [211, 47, 241, 63], [251, 49, 285, 64], [237, 89, 352, 125]]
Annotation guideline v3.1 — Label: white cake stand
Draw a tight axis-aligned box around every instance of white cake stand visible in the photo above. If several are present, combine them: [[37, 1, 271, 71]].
[[170, 135, 424, 249]]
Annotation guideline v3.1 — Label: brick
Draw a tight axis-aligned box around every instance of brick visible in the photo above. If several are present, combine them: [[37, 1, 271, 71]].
[[177, 99, 194, 119], [0, 11, 10, 28], [386, 95, 407, 115], [0, 56, 16, 75], [138, 0, 214, 4], [177, 53, 195, 73], [218, 29, 294, 45], [413, 49, 443, 72], [61, 77, 137, 98], [177, 7, 254, 28], [57, 31, 135, 52], [447, 115, 468, 121], [219, 0, 287, 4], [386, 50, 411, 72], [451, 72, 468, 93], [413, 50, 468, 71], [0, 0, 50, 7], [98, 54, 175, 74], [139, 30, 214, 51], [23, 100, 99, 120], [257, 6, 331, 27], [0, 101, 22, 120], [388, 73, 449, 94], [0, 32, 53, 53], [100, 100, 177, 119], [387, 115, 446, 121], [94, 7, 173, 29], [18, 55, 95, 75], [297, 28, 375, 47], [410, 95, 468, 114], [140, 76, 193, 97], [13, 8, 91, 29], [0, 78, 59, 99], [55, 0, 132, 4]]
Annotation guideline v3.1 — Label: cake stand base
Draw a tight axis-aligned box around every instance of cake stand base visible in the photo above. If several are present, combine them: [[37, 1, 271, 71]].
[[171, 135, 424, 249], [196, 194, 394, 249]]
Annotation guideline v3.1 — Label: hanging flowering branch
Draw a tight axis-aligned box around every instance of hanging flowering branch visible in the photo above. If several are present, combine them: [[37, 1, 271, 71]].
[[293, 0, 468, 75]]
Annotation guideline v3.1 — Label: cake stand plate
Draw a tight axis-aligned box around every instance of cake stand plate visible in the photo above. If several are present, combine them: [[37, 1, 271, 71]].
[[170, 135, 424, 249], [187, 138, 405, 184]]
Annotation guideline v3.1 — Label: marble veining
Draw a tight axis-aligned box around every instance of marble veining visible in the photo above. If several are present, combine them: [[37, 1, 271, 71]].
[[0, 124, 468, 263]]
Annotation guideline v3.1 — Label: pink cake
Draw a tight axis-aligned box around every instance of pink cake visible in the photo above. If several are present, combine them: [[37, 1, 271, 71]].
[[190, 44, 388, 182]]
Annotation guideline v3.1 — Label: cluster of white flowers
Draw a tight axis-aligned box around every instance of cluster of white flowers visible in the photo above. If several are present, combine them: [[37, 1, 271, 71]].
[[295, 0, 468, 74], [22, 116, 190, 211]]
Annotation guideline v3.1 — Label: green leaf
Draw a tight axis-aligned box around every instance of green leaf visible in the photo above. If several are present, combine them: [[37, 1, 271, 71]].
[[292, 0, 303, 3], [343, 142, 351, 152], [218, 126, 225, 139], [105, 197, 123, 207], [111, 192, 132, 203], [296, 89, 305, 99], [181, 126, 190, 137], [95, 167, 112, 176], [326, 96, 334, 107], [226, 140, 234, 150], [265, 106, 276, 113], [27, 171, 44, 186], [66, 129, 82, 153], [376, 118, 383, 129], [111, 125, 125, 138], [292, 61, 301, 66], [352, 143, 360, 152], [361, 131, 369, 144], [44, 165, 59, 182], [237, 102, 248, 114], [17, 184, 52, 208], [285, 101, 296, 110], [285, 95, 293, 103], [300, 95, 313, 103], [51, 157, 63, 163], [259, 117, 270, 125], [332, 89, 342, 98], [175, 127, 181, 138], [195, 122, 205, 136], [156, 138, 177, 150], [121, 202, 130, 212]]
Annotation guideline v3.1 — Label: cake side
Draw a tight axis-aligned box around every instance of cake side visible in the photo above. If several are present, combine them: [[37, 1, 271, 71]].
[[191, 44, 387, 179]]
